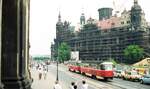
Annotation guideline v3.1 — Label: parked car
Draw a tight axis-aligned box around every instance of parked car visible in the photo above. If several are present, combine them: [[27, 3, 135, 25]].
[[140, 74, 150, 84], [114, 70, 122, 78], [122, 71, 141, 81]]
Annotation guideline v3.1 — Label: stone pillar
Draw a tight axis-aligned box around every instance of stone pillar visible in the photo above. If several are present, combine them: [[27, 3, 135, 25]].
[[1, 0, 32, 89], [0, 0, 4, 88]]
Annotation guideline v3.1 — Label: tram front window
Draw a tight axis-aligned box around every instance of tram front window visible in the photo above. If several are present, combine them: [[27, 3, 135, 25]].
[[100, 64, 113, 70]]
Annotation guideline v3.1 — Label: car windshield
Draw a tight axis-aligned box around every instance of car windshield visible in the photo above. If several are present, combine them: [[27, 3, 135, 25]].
[[144, 75, 150, 78], [131, 71, 138, 75], [116, 70, 122, 73]]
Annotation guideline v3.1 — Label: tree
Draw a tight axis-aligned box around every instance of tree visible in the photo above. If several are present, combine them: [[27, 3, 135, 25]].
[[58, 42, 71, 63], [124, 45, 144, 64], [110, 58, 118, 66]]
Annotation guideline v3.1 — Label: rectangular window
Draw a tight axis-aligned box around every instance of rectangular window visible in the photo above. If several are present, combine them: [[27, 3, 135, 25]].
[[121, 22, 124, 24], [127, 21, 130, 24]]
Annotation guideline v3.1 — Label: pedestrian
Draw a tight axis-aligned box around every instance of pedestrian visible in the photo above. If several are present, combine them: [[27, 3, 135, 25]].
[[43, 65, 48, 79], [38, 66, 43, 80], [70, 82, 75, 89], [53, 81, 62, 89], [81, 80, 88, 89], [36, 63, 40, 70]]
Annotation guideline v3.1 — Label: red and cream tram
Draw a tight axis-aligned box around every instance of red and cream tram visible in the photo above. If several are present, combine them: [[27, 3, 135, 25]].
[[68, 61, 114, 81]]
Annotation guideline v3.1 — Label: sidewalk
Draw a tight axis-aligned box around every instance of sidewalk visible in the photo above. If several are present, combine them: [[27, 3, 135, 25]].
[[31, 68, 67, 89]]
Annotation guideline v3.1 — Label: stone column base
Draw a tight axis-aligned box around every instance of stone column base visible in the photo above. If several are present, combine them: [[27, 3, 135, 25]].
[[21, 78, 33, 89], [0, 83, 4, 89], [3, 78, 32, 89]]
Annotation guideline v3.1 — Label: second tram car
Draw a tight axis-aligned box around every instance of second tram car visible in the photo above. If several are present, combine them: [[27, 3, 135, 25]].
[[68, 61, 114, 81]]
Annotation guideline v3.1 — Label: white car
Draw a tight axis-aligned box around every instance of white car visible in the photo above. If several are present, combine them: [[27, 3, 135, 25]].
[[114, 70, 122, 78], [122, 71, 141, 81]]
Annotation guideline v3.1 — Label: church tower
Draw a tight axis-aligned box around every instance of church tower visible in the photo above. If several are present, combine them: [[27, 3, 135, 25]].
[[56, 12, 63, 26], [56, 12, 63, 47], [55, 12, 63, 58], [131, 0, 142, 28], [56, 12, 63, 37]]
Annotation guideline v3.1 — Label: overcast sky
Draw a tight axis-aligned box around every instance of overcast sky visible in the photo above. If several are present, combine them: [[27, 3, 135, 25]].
[[29, 0, 150, 56]]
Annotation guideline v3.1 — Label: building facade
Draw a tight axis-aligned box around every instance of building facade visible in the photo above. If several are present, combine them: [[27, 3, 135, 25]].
[[52, 0, 150, 63]]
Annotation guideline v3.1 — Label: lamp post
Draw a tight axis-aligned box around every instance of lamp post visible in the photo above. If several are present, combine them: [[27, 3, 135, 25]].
[[56, 42, 59, 81], [108, 46, 112, 61], [56, 58, 58, 81]]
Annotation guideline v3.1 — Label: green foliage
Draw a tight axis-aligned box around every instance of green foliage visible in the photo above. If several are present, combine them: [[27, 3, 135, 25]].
[[33, 56, 50, 60], [58, 42, 71, 63], [124, 45, 144, 64], [111, 59, 118, 66]]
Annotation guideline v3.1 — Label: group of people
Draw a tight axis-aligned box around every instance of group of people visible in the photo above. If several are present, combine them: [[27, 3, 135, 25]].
[[53, 80, 88, 89], [37, 63, 48, 80]]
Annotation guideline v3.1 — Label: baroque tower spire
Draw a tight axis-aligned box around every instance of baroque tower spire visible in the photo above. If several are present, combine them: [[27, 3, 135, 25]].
[[80, 8, 85, 25], [58, 11, 61, 22], [134, 0, 138, 5]]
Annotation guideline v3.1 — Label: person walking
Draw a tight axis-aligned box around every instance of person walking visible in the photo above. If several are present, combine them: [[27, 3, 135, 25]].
[[43, 65, 48, 79], [81, 80, 88, 89], [53, 81, 62, 89], [38, 66, 43, 80], [36, 63, 40, 70]]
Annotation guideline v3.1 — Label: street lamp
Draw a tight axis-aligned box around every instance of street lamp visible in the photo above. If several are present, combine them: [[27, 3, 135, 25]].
[[56, 58, 58, 81], [56, 42, 59, 81]]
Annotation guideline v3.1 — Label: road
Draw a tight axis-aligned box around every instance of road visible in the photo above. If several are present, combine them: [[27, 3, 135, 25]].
[[48, 64, 150, 89]]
